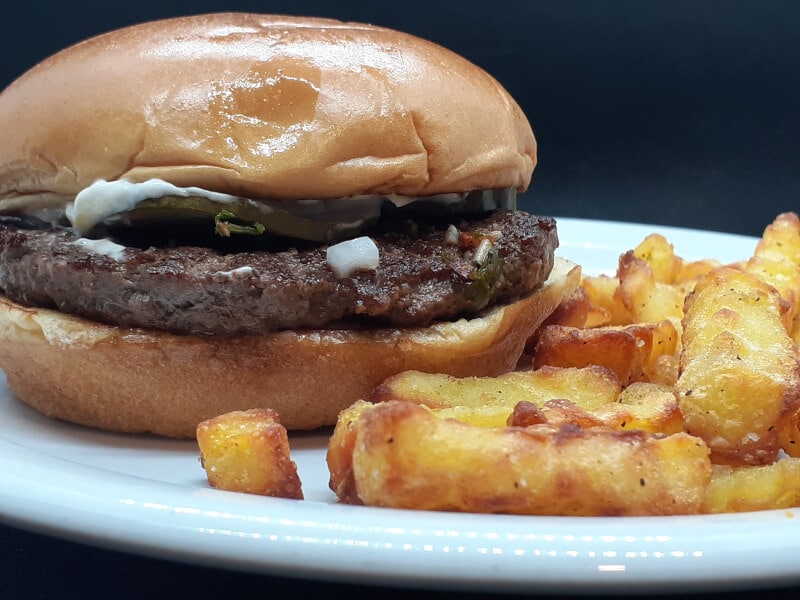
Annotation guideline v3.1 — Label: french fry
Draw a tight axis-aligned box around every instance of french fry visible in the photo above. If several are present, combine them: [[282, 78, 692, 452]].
[[580, 274, 632, 327], [343, 400, 711, 516], [508, 383, 682, 434], [524, 285, 592, 354], [327, 400, 373, 504], [197, 408, 304, 499], [532, 319, 679, 385], [536, 285, 592, 329], [702, 459, 800, 513], [778, 406, 800, 458], [744, 212, 800, 335], [617, 250, 686, 325], [326, 212, 800, 516], [632, 233, 683, 284], [674, 258, 723, 284], [633, 232, 720, 288], [368, 365, 621, 428], [676, 267, 800, 465], [592, 382, 684, 434]]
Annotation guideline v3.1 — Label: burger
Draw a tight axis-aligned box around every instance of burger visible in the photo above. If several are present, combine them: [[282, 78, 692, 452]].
[[0, 13, 578, 438]]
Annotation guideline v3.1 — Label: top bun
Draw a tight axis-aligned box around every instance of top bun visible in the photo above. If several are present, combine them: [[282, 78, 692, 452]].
[[0, 12, 536, 209]]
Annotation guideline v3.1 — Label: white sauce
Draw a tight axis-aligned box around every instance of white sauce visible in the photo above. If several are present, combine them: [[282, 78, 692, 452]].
[[68, 179, 242, 235], [213, 266, 255, 279], [65, 178, 475, 236], [73, 238, 127, 261], [326, 236, 380, 278]]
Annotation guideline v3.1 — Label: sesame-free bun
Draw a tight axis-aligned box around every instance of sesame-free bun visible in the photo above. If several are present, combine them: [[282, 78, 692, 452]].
[[0, 12, 536, 211], [0, 258, 579, 438]]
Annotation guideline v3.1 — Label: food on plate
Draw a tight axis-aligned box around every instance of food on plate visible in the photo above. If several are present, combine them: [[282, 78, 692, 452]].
[[197, 408, 303, 499], [578, 233, 720, 329], [367, 365, 619, 427], [531, 319, 680, 385], [325, 211, 800, 515], [676, 266, 800, 466], [328, 399, 710, 516], [370, 364, 620, 411], [743, 211, 800, 337], [616, 249, 687, 325], [702, 460, 800, 513], [0, 12, 577, 437], [508, 382, 684, 435]]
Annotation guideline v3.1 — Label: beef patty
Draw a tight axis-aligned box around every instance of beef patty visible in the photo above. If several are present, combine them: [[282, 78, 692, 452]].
[[0, 210, 557, 336]]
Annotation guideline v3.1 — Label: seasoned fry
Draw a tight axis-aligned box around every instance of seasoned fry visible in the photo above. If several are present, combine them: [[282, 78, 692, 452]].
[[368, 365, 620, 428], [633, 232, 720, 287], [611, 381, 684, 433], [532, 319, 679, 385], [580, 274, 631, 327], [676, 267, 800, 465], [508, 383, 682, 434], [524, 285, 592, 354], [327, 400, 373, 504], [744, 212, 800, 335], [197, 408, 303, 499], [341, 400, 710, 516], [702, 459, 800, 513], [778, 406, 800, 458], [674, 258, 723, 284], [632, 233, 683, 283], [535, 285, 592, 329], [617, 250, 686, 325]]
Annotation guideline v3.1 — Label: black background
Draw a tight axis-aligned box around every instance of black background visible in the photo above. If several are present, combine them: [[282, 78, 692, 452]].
[[3, 2, 800, 599]]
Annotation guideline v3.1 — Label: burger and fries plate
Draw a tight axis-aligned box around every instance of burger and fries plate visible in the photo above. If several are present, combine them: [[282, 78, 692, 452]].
[[1, 216, 798, 595]]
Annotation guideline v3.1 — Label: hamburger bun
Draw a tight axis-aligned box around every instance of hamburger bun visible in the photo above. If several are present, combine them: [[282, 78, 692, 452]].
[[0, 12, 535, 210]]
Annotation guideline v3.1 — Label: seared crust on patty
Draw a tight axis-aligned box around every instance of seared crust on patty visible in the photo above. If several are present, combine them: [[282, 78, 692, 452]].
[[0, 211, 557, 336]]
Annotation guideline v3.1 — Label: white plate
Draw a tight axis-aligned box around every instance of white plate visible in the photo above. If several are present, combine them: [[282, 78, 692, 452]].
[[1, 217, 796, 595]]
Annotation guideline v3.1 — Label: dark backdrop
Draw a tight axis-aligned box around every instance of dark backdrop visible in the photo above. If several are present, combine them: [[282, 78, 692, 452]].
[[2, 0, 799, 236]]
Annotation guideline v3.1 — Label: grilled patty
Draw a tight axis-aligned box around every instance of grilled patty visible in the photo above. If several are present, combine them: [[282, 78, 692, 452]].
[[0, 210, 557, 336]]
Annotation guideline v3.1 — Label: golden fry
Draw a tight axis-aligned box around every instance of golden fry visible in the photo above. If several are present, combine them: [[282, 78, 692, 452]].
[[745, 212, 800, 334], [702, 459, 800, 513], [327, 400, 373, 504], [617, 250, 686, 325], [306, 213, 800, 516], [508, 383, 682, 435], [368, 366, 620, 427], [676, 267, 800, 465], [633, 232, 720, 287], [580, 274, 632, 327], [197, 408, 303, 499], [525, 285, 592, 354], [633, 233, 683, 283], [537, 285, 592, 329], [674, 258, 722, 284], [778, 406, 800, 458], [340, 400, 710, 516], [588, 382, 683, 434], [532, 319, 679, 385]]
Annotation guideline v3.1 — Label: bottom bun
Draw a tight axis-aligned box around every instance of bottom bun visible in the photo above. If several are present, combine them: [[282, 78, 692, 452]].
[[0, 257, 579, 438]]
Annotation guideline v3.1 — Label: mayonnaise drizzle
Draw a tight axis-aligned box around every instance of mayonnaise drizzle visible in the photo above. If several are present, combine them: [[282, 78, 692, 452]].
[[65, 178, 480, 237], [67, 179, 242, 235], [73, 237, 128, 261]]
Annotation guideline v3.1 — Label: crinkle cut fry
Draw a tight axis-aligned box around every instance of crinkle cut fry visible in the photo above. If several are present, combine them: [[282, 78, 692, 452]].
[[676, 267, 800, 466], [335, 400, 710, 516]]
